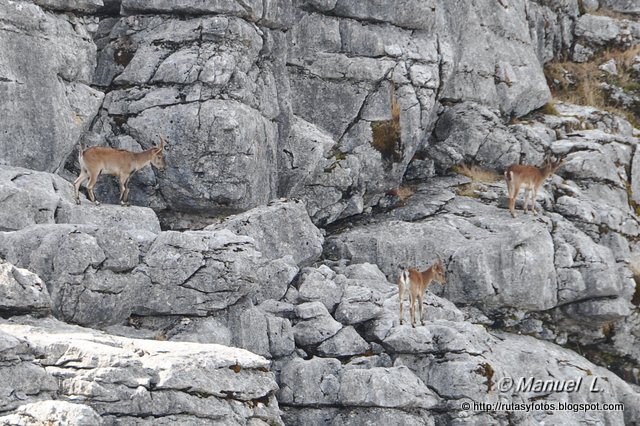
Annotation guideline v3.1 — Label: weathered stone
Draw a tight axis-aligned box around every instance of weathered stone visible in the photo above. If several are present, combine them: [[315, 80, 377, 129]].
[[0, 2, 101, 172], [0, 225, 294, 327], [297, 266, 345, 313], [121, 0, 263, 19], [316, 326, 370, 358], [0, 401, 102, 426], [278, 357, 342, 405], [57, 204, 161, 234], [0, 317, 282, 424], [436, 0, 551, 116], [338, 366, 438, 409], [427, 102, 521, 173], [573, 14, 640, 60], [326, 211, 558, 313], [293, 302, 343, 346], [34, 0, 104, 13], [207, 199, 323, 266], [600, 0, 640, 14], [334, 285, 385, 325], [0, 259, 50, 316], [0, 166, 161, 234], [0, 167, 74, 232]]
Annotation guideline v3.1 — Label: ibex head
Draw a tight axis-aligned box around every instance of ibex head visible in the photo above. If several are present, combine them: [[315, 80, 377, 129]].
[[542, 154, 565, 173], [151, 135, 167, 171], [433, 255, 446, 285]]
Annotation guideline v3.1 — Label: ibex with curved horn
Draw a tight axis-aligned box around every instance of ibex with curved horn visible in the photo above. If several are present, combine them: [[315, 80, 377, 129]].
[[73, 135, 167, 206], [504, 155, 564, 218], [398, 256, 446, 327]]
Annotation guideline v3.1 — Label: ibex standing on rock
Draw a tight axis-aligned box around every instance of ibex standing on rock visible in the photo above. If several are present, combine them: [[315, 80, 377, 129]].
[[504, 156, 564, 218], [398, 257, 446, 327], [73, 136, 167, 206]]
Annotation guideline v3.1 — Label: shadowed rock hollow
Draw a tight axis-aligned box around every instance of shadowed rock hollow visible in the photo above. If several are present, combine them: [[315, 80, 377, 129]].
[[1, 0, 640, 425]]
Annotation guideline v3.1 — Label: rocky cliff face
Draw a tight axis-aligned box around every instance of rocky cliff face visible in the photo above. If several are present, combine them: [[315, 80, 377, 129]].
[[1, 0, 639, 425]]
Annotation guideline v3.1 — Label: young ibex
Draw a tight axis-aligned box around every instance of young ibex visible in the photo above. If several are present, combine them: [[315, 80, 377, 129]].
[[73, 136, 166, 206], [398, 258, 446, 327], [504, 156, 564, 218]]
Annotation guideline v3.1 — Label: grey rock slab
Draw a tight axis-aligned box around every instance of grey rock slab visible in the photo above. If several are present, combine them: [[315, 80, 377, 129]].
[[207, 198, 323, 266], [600, 0, 640, 14], [326, 209, 558, 313], [278, 357, 342, 405], [436, 0, 551, 116], [0, 225, 293, 326], [126, 100, 278, 212], [316, 326, 370, 358], [0, 401, 102, 426], [297, 266, 345, 313], [0, 259, 50, 316], [338, 366, 439, 409], [631, 145, 640, 206], [552, 216, 633, 305], [0, 329, 58, 412], [293, 302, 343, 346], [56, 203, 161, 234], [141, 229, 290, 317], [34, 0, 104, 12], [427, 102, 521, 173], [575, 14, 640, 47], [0, 317, 281, 423], [0, 2, 101, 172], [334, 285, 385, 325], [121, 0, 263, 20], [0, 166, 161, 234], [0, 167, 74, 232], [333, 0, 437, 30]]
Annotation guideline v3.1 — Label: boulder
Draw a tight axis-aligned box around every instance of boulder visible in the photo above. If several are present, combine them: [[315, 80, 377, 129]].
[[297, 266, 345, 313], [0, 225, 294, 327], [426, 102, 521, 173], [0, 2, 102, 172], [0, 259, 50, 316], [316, 326, 370, 358], [0, 166, 161, 234], [293, 302, 343, 347], [0, 401, 102, 426], [34, 0, 104, 12], [600, 0, 640, 14], [207, 199, 324, 266], [0, 317, 282, 425]]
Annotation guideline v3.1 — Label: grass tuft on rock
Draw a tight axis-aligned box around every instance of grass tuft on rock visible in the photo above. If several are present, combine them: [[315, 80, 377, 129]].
[[371, 91, 402, 163], [544, 45, 640, 127], [452, 164, 501, 183]]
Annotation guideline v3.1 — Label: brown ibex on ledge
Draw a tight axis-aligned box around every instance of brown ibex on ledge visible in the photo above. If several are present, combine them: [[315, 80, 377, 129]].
[[504, 156, 564, 218], [398, 257, 446, 327], [73, 136, 166, 206]]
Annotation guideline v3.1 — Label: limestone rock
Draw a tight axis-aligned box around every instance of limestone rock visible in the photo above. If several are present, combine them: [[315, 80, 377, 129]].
[[0, 166, 161, 233], [0, 225, 294, 327], [0, 260, 50, 316], [34, 0, 104, 13], [207, 198, 323, 266], [0, 317, 282, 425], [316, 326, 370, 358], [297, 266, 345, 313], [600, 0, 640, 14], [0, 401, 102, 426], [293, 302, 343, 346], [0, 2, 102, 172]]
